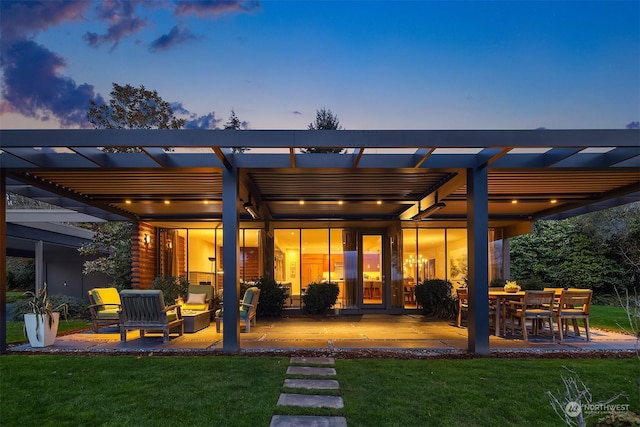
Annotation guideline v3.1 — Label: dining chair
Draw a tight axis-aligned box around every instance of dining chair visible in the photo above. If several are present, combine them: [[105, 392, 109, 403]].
[[456, 288, 468, 327], [553, 289, 592, 341], [508, 290, 556, 341]]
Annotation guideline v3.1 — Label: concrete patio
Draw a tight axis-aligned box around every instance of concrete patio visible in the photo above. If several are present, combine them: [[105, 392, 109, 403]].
[[8, 314, 637, 356]]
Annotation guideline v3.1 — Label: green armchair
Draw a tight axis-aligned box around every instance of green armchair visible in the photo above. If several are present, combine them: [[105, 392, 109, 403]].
[[87, 287, 121, 333], [215, 286, 261, 333]]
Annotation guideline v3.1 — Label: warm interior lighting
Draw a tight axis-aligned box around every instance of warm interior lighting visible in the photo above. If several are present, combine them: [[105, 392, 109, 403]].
[[203, 200, 209, 204], [550, 199, 558, 204], [125, 199, 132, 204], [411, 202, 446, 221], [143, 233, 150, 246], [299, 200, 305, 205], [164, 200, 170, 204], [511, 200, 518, 204], [338, 200, 343, 205], [376, 200, 382, 205]]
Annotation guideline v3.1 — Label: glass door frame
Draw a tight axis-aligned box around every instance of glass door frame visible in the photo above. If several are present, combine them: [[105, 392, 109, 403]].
[[359, 230, 388, 309]]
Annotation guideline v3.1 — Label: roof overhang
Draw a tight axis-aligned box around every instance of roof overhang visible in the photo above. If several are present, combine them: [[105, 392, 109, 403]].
[[1, 129, 638, 228]]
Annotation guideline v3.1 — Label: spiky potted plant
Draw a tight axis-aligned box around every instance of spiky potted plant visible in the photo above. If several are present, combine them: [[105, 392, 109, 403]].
[[23, 283, 68, 347]]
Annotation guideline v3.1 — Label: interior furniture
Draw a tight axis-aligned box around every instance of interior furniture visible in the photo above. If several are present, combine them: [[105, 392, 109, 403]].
[[182, 284, 215, 311], [507, 290, 556, 341], [553, 289, 592, 341], [118, 290, 184, 343], [215, 287, 261, 333], [87, 287, 121, 333], [182, 309, 212, 333]]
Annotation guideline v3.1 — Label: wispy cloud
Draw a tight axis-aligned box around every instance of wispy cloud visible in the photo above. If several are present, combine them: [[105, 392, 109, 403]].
[[174, 0, 262, 18], [292, 111, 302, 115], [150, 25, 198, 52], [0, 40, 103, 127], [83, 0, 147, 51]]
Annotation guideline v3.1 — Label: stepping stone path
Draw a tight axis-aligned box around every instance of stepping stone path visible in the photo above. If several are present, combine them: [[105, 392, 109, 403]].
[[270, 356, 347, 427]]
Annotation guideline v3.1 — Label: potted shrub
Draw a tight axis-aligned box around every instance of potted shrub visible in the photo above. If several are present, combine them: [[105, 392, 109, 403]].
[[303, 282, 340, 314], [23, 283, 68, 347]]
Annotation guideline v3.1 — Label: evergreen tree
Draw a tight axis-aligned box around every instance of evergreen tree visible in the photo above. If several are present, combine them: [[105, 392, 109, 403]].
[[302, 108, 344, 154]]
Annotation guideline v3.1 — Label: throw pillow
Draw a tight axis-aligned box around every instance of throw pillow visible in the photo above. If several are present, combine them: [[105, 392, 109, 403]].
[[186, 293, 206, 305]]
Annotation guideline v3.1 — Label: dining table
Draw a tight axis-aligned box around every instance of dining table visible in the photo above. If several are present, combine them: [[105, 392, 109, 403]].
[[488, 290, 525, 336]]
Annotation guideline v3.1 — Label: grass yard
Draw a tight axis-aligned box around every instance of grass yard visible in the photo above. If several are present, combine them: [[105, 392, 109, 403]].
[[0, 355, 637, 427], [589, 305, 635, 334], [5, 320, 91, 344]]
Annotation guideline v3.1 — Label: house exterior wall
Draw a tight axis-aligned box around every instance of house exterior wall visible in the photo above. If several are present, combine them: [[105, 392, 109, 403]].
[[132, 222, 158, 289]]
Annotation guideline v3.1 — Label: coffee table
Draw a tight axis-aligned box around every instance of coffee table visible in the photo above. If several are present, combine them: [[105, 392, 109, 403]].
[[182, 310, 212, 333]]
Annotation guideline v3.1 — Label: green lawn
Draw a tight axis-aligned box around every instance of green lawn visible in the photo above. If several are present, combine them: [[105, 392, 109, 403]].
[[0, 356, 637, 427], [589, 305, 635, 333], [5, 320, 91, 344]]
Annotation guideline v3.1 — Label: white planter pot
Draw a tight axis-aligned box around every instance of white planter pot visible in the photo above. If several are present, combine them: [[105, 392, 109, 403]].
[[24, 312, 60, 347]]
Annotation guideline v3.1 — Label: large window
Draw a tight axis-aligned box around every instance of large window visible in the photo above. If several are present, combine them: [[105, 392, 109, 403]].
[[274, 228, 350, 309], [159, 226, 262, 296]]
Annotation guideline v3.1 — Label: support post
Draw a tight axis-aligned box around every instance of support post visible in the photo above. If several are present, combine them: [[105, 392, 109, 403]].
[[467, 166, 490, 355], [1, 169, 6, 353], [222, 166, 240, 352]]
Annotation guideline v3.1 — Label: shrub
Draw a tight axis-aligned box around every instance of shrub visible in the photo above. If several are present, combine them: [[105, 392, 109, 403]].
[[152, 275, 190, 305], [253, 277, 288, 317], [12, 293, 87, 320], [414, 279, 457, 319], [303, 282, 340, 314], [517, 277, 545, 290]]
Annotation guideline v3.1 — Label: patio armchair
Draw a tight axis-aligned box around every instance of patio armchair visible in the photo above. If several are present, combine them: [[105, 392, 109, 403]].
[[118, 290, 184, 343], [87, 287, 121, 333], [181, 284, 215, 311], [215, 286, 261, 333], [553, 289, 592, 341], [507, 290, 556, 341]]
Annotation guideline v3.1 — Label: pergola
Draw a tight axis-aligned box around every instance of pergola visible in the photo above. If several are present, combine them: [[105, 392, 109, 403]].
[[1, 129, 638, 354]]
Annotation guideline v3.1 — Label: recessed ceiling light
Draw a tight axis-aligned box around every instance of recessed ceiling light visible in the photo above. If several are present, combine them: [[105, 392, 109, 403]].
[[338, 200, 343, 205], [511, 200, 518, 204], [550, 199, 557, 204], [203, 200, 209, 205], [376, 200, 382, 205], [164, 200, 170, 205], [125, 199, 132, 204], [299, 200, 305, 205]]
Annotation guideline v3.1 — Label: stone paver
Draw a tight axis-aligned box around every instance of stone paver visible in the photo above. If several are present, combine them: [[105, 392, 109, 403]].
[[287, 366, 337, 376], [290, 356, 335, 365], [277, 393, 344, 409], [284, 378, 340, 390], [270, 415, 347, 427]]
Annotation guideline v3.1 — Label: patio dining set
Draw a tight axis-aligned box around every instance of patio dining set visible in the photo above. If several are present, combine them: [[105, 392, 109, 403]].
[[456, 287, 593, 342]]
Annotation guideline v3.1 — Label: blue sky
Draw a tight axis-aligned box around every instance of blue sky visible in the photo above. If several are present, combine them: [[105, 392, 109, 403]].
[[1, 0, 638, 130]]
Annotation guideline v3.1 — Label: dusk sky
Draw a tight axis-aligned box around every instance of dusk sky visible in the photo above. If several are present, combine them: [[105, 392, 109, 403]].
[[0, 0, 638, 131]]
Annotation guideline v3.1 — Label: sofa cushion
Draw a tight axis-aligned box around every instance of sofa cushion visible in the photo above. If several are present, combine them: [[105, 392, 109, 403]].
[[96, 308, 120, 319], [91, 288, 120, 311], [186, 293, 206, 305]]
